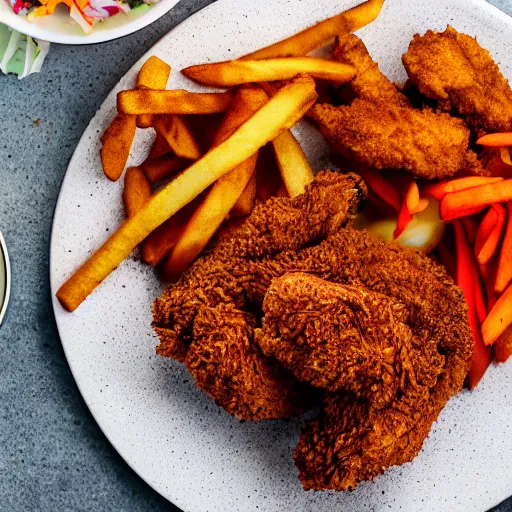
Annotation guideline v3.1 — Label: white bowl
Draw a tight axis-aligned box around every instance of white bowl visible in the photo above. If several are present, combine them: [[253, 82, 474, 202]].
[[0, 0, 179, 44]]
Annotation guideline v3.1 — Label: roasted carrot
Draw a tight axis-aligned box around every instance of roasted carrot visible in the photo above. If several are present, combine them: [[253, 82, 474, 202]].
[[440, 179, 512, 220], [475, 204, 505, 265], [422, 176, 503, 201], [494, 325, 512, 363], [453, 221, 492, 388], [482, 283, 512, 345], [358, 167, 400, 211], [476, 132, 512, 147], [495, 203, 512, 293]]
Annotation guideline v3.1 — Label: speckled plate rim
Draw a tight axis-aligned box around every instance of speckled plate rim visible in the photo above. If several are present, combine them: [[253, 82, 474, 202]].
[[49, 1, 512, 511], [0, 232, 11, 326]]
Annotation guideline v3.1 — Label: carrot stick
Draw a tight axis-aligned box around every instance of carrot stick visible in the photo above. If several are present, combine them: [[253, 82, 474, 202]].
[[494, 325, 512, 363], [482, 283, 512, 345], [474, 207, 497, 257], [496, 203, 512, 293], [423, 177, 503, 201], [440, 179, 512, 220], [461, 217, 479, 245], [453, 221, 492, 388], [475, 204, 506, 265], [476, 132, 512, 147], [393, 200, 412, 239], [405, 179, 420, 213], [358, 167, 401, 211]]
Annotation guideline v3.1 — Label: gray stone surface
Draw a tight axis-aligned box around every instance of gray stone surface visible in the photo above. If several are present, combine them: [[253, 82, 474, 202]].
[[0, 0, 511, 510]]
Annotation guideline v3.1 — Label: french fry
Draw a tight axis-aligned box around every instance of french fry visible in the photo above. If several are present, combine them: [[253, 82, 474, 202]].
[[122, 167, 151, 218], [148, 133, 173, 160], [153, 115, 201, 160], [140, 198, 200, 266], [100, 114, 137, 181], [142, 155, 189, 185], [182, 58, 355, 87], [256, 143, 284, 202], [271, 129, 314, 197], [57, 75, 317, 311], [240, 0, 385, 60], [136, 56, 172, 129], [231, 172, 257, 217], [162, 86, 268, 282], [117, 90, 233, 115]]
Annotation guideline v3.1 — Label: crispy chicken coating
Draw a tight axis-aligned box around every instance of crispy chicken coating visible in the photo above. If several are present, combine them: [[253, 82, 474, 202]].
[[334, 33, 409, 106], [153, 172, 367, 420], [310, 100, 472, 179], [153, 171, 472, 489], [403, 26, 512, 134]]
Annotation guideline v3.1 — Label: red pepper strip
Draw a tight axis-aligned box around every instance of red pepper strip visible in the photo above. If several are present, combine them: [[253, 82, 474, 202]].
[[438, 241, 456, 279], [405, 179, 420, 213], [453, 221, 492, 389], [461, 217, 479, 245], [475, 204, 506, 265], [474, 207, 498, 257], [358, 167, 401, 211], [410, 197, 429, 214], [495, 203, 512, 293], [393, 200, 412, 239], [479, 259, 498, 313], [476, 132, 512, 147]]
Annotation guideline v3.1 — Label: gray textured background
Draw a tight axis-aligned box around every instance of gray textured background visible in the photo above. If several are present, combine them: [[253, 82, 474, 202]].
[[1, 0, 511, 510]]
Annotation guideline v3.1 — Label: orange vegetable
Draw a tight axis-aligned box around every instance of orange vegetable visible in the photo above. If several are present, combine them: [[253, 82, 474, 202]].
[[479, 259, 498, 313], [494, 325, 512, 363], [476, 132, 512, 147], [440, 179, 512, 220], [473, 275, 487, 325], [461, 217, 478, 245], [358, 167, 400, 211], [438, 240, 456, 279], [410, 197, 429, 214], [482, 283, 512, 345], [475, 204, 505, 265], [495, 203, 512, 293], [422, 176, 503, 201], [405, 179, 420, 213], [453, 221, 491, 388], [394, 200, 412, 239]]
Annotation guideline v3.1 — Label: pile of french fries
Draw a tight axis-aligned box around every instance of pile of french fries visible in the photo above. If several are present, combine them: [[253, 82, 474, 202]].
[[57, 0, 384, 312]]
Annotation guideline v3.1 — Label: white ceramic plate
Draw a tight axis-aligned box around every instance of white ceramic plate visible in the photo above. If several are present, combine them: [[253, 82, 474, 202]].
[[0, 0, 179, 45], [0, 232, 10, 326], [50, 1, 512, 510]]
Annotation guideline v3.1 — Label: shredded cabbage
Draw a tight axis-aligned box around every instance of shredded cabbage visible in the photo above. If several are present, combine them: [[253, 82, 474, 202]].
[[0, 23, 50, 78]]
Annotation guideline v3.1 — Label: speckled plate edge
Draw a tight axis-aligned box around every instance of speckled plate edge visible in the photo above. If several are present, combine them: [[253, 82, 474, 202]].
[[0, 232, 11, 326], [49, 1, 512, 511]]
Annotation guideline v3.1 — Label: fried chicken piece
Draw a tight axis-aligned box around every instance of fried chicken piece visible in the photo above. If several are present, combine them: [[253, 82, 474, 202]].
[[154, 171, 472, 488], [403, 26, 512, 134], [257, 270, 471, 490], [333, 33, 409, 107], [153, 172, 367, 420], [257, 273, 412, 409], [311, 99, 472, 179]]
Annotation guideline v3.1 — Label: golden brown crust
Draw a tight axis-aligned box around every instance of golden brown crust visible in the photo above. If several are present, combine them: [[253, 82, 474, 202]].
[[403, 26, 512, 133]]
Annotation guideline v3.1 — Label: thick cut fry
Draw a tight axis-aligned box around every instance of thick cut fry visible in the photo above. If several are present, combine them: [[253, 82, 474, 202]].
[[440, 179, 512, 220], [482, 283, 512, 345], [136, 56, 172, 129], [182, 58, 355, 88], [422, 176, 503, 201], [142, 155, 189, 184], [140, 198, 200, 266], [496, 203, 512, 293], [123, 167, 151, 218], [117, 90, 234, 115], [153, 115, 201, 160], [163, 87, 268, 281], [271, 129, 314, 197], [476, 132, 512, 147], [100, 114, 136, 181], [136, 56, 171, 90], [148, 133, 172, 160], [231, 172, 257, 217], [240, 0, 384, 60], [56, 76, 317, 311]]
